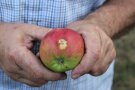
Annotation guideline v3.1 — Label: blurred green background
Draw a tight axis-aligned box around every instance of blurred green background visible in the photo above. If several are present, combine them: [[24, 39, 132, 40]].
[[112, 28, 135, 90]]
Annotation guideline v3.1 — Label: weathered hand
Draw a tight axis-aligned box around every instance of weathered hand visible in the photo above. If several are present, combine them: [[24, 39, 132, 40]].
[[0, 23, 66, 86], [67, 20, 116, 79]]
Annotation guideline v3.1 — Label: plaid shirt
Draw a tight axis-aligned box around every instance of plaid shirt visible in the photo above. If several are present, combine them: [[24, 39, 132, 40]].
[[0, 0, 114, 90]]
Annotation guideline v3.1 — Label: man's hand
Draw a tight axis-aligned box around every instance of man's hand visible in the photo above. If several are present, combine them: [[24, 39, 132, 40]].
[[67, 20, 116, 79], [67, 0, 135, 79], [0, 23, 66, 86]]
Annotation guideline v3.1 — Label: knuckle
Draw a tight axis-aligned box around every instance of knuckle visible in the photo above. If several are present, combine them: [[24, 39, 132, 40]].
[[92, 66, 100, 73], [106, 39, 113, 49], [99, 64, 109, 75], [10, 73, 21, 81], [112, 48, 116, 59], [107, 39, 112, 45], [31, 70, 44, 80], [91, 66, 102, 76], [101, 64, 108, 72], [108, 40, 114, 50], [8, 49, 18, 60], [4, 66, 14, 73], [91, 50, 100, 61], [108, 48, 116, 62]]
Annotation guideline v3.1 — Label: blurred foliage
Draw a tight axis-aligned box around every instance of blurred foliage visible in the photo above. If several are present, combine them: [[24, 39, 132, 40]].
[[113, 28, 135, 90]]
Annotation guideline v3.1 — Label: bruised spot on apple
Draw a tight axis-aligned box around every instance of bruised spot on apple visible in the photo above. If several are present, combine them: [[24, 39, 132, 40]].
[[39, 28, 84, 72]]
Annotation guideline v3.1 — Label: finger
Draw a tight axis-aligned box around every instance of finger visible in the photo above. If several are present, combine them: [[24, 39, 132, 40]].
[[1, 51, 23, 74], [71, 31, 101, 79], [24, 25, 52, 40], [72, 51, 98, 79], [4, 65, 48, 86], [103, 44, 116, 66], [5, 70, 44, 87], [19, 68, 66, 83], [36, 52, 40, 57], [17, 77, 47, 87], [16, 48, 67, 81], [89, 63, 109, 76], [89, 58, 105, 76], [90, 47, 116, 76]]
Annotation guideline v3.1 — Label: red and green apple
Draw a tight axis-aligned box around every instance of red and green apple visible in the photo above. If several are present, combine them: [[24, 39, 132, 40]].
[[39, 28, 84, 72]]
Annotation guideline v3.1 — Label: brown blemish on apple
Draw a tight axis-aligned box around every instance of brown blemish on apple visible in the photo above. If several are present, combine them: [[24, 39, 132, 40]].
[[58, 39, 67, 50]]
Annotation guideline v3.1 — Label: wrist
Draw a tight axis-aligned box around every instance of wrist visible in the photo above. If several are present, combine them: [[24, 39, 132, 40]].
[[67, 19, 112, 40], [83, 0, 135, 39], [83, 14, 114, 38]]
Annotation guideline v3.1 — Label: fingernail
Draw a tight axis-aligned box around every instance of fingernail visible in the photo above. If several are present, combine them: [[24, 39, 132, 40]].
[[72, 74, 80, 79]]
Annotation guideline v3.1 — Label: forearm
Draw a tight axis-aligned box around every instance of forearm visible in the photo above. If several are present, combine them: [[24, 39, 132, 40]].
[[85, 0, 135, 38]]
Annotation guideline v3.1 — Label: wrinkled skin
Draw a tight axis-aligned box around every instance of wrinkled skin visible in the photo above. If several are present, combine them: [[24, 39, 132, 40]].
[[0, 23, 66, 87], [67, 20, 116, 79]]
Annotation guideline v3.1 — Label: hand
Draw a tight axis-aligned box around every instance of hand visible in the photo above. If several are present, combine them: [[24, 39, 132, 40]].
[[67, 20, 116, 79], [0, 23, 66, 86]]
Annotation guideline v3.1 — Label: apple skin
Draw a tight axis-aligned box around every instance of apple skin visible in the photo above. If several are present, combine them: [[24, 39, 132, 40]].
[[39, 28, 84, 72]]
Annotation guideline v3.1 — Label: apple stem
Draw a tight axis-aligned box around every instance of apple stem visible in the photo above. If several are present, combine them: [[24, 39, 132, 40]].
[[56, 57, 64, 64]]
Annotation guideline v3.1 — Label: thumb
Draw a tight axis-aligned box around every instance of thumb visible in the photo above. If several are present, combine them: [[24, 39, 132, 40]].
[[71, 53, 96, 79], [25, 25, 52, 40]]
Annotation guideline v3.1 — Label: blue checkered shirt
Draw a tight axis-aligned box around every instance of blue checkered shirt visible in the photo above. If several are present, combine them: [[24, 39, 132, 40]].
[[0, 0, 115, 90]]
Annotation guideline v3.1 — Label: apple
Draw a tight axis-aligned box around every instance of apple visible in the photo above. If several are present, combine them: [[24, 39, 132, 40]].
[[39, 28, 84, 72]]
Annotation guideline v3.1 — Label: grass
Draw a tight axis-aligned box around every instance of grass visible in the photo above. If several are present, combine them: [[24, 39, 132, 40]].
[[112, 28, 135, 90]]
